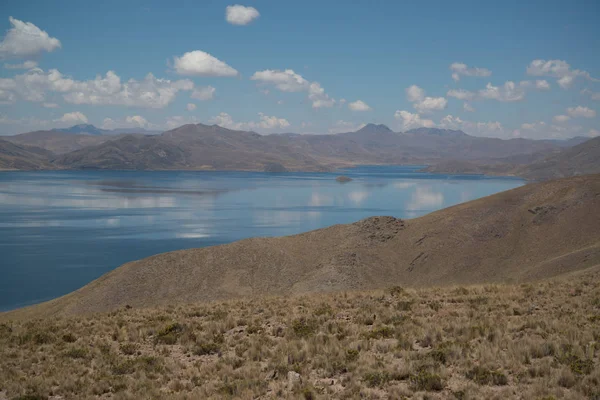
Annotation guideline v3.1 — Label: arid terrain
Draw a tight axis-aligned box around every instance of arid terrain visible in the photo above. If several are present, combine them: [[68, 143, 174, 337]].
[[1, 266, 599, 399]]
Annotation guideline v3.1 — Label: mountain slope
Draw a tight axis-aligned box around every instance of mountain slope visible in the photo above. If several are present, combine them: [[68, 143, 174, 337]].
[[0, 139, 54, 170], [4, 130, 114, 154], [515, 136, 600, 180], [9, 174, 600, 318]]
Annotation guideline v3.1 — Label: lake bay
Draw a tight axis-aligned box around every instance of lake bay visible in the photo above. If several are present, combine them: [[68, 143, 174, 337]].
[[0, 166, 523, 311]]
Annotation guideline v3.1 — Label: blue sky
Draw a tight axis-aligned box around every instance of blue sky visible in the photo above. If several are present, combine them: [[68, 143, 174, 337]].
[[0, 0, 599, 138]]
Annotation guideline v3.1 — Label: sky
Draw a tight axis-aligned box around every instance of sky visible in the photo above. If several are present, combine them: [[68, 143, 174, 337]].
[[0, 0, 599, 139]]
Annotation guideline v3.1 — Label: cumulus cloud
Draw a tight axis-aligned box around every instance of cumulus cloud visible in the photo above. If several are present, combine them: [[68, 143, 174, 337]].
[[567, 106, 596, 118], [394, 110, 435, 130], [0, 17, 61, 59], [4, 60, 38, 69], [42, 102, 58, 108], [526, 59, 599, 89], [405, 85, 447, 113], [519, 80, 551, 90], [327, 120, 366, 134], [446, 89, 476, 101], [210, 112, 290, 131], [450, 62, 491, 81], [172, 50, 239, 77], [463, 103, 475, 112], [478, 81, 525, 102], [0, 68, 195, 108], [513, 119, 583, 139], [55, 111, 87, 124], [348, 99, 371, 111], [225, 5, 260, 25], [581, 89, 600, 101], [552, 115, 570, 123], [190, 85, 215, 101], [186, 103, 196, 111], [251, 69, 335, 108], [439, 115, 507, 138], [101, 115, 152, 130]]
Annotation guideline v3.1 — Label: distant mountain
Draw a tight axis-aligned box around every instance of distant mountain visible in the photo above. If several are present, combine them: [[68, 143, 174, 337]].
[[424, 136, 600, 181], [4, 130, 116, 154], [0, 122, 592, 172], [516, 136, 600, 180], [53, 124, 110, 135], [0, 139, 54, 170]]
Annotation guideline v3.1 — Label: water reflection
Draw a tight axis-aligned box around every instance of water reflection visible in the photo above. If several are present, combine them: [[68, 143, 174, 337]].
[[0, 167, 524, 311]]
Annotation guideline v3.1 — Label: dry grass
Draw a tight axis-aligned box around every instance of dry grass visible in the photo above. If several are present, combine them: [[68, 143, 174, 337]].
[[1, 267, 599, 400]]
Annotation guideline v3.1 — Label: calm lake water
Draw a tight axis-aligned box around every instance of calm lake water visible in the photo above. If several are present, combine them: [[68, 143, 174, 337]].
[[0, 166, 523, 311]]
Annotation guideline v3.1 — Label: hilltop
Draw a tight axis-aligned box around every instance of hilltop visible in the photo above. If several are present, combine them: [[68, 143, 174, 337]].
[[7, 173, 599, 319]]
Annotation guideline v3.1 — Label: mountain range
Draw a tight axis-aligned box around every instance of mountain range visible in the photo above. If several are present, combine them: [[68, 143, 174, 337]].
[[1, 123, 595, 176]]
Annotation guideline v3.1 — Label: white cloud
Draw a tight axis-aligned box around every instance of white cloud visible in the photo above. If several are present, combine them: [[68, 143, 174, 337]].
[[348, 100, 371, 111], [4, 60, 38, 69], [519, 80, 551, 90], [0, 68, 195, 108], [165, 115, 200, 130], [439, 114, 507, 138], [186, 103, 196, 111], [414, 96, 447, 113], [463, 103, 475, 112], [526, 59, 599, 89], [0, 17, 61, 59], [225, 5, 260, 25], [172, 50, 239, 77], [210, 112, 290, 131], [405, 85, 447, 113], [126, 115, 148, 127], [567, 106, 596, 118], [406, 85, 425, 102], [552, 115, 570, 123], [251, 69, 335, 108], [447, 89, 476, 101], [581, 89, 600, 101], [479, 81, 525, 102], [407, 187, 444, 210], [449, 62, 491, 81], [251, 69, 308, 92], [589, 129, 600, 137], [42, 102, 58, 108], [56, 111, 87, 124], [328, 120, 366, 134], [394, 110, 435, 130], [190, 85, 215, 101], [102, 115, 153, 130]]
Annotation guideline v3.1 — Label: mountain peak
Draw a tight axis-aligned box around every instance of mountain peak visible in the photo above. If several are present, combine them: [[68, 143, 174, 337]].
[[357, 123, 393, 134], [54, 124, 108, 135]]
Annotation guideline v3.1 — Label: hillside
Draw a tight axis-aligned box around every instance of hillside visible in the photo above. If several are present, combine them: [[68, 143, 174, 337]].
[[8, 174, 600, 319], [0, 139, 55, 170], [516, 136, 600, 181], [4, 130, 115, 154], [1, 266, 599, 399], [424, 136, 600, 181]]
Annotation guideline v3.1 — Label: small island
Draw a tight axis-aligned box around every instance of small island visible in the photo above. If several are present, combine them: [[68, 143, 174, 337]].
[[335, 175, 353, 183]]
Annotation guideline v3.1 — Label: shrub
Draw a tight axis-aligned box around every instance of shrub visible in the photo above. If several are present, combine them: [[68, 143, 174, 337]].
[[155, 323, 184, 345], [120, 343, 138, 355], [61, 333, 77, 343], [363, 325, 395, 339], [363, 371, 390, 388], [410, 369, 444, 391], [466, 366, 507, 385], [64, 347, 87, 359], [291, 318, 316, 338], [193, 342, 220, 356]]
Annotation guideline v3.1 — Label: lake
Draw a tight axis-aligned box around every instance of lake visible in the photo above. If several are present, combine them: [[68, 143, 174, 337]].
[[0, 166, 523, 311]]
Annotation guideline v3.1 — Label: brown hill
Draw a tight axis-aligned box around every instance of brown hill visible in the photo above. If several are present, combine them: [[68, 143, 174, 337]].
[[516, 135, 600, 180], [424, 136, 600, 181], [0, 139, 54, 170], [7, 174, 600, 319], [4, 130, 114, 154]]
